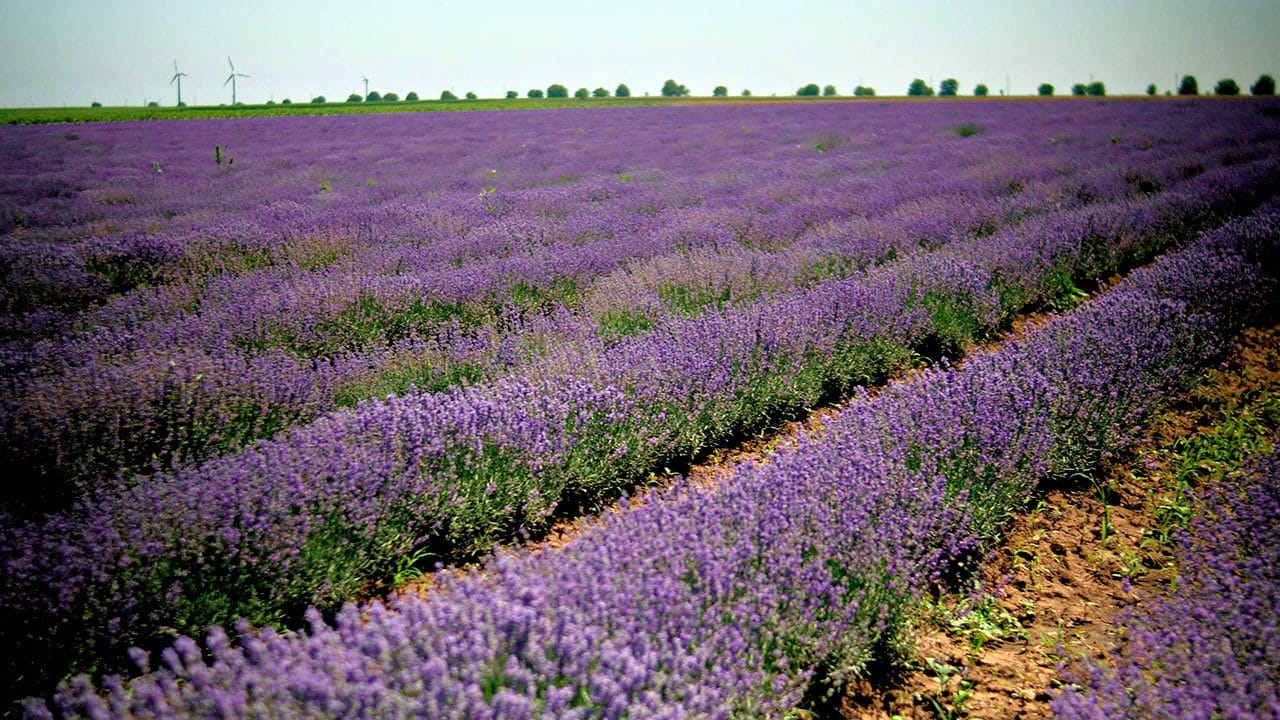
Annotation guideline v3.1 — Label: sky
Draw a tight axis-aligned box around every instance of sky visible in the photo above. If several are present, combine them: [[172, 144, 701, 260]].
[[0, 0, 1277, 107]]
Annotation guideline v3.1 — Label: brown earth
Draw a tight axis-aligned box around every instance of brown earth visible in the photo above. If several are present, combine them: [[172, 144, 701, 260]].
[[840, 323, 1280, 720]]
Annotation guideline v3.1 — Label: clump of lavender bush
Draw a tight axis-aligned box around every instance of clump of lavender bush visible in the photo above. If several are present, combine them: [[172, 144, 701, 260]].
[[1052, 448, 1280, 719]]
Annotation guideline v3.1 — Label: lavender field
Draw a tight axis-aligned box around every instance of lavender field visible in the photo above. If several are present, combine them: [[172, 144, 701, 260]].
[[3, 99, 1280, 717]]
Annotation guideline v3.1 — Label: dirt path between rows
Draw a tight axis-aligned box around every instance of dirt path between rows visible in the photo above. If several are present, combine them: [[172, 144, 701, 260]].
[[840, 323, 1280, 719]]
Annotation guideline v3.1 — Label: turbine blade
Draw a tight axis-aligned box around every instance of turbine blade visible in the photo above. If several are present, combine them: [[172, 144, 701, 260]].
[[228, 56, 235, 71], [224, 75, 233, 86], [174, 59, 179, 73], [170, 75, 177, 84]]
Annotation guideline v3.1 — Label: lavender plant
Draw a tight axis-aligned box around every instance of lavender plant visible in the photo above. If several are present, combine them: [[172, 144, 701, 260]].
[[20, 197, 1280, 719]]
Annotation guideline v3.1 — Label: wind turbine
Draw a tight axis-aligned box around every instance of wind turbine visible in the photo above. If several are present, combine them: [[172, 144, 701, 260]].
[[225, 57, 249, 104], [170, 60, 188, 106], [362, 75, 369, 100]]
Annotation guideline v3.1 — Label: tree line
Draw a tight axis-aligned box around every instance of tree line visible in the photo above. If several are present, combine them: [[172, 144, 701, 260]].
[[102, 74, 1280, 108], [338, 74, 1276, 103]]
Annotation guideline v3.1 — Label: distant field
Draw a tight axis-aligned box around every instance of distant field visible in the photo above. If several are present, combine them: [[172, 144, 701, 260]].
[[0, 93, 1163, 124]]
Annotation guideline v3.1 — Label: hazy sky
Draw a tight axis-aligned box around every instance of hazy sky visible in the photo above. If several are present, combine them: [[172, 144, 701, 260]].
[[1, 0, 1277, 107]]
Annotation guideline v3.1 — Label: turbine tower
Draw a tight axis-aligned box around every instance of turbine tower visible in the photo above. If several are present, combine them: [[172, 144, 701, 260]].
[[362, 75, 369, 100], [170, 60, 188, 106], [225, 57, 249, 104]]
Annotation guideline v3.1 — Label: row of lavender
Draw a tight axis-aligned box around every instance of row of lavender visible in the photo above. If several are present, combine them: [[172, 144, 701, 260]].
[[28, 195, 1280, 719], [3, 151, 1278, 705], [6, 102, 1277, 503], [1053, 446, 1280, 719]]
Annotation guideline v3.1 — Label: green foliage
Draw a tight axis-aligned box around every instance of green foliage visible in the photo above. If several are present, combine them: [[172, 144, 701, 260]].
[[592, 87, 609, 97], [615, 83, 631, 97], [853, 85, 875, 97], [656, 283, 732, 317], [741, 88, 752, 96], [1071, 83, 1087, 96], [573, 87, 589, 99], [346, 93, 362, 103], [712, 85, 728, 97], [365, 91, 382, 102], [505, 90, 518, 99], [382, 92, 400, 102], [939, 78, 959, 96], [1178, 75, 1198, 95], [1214, 78, 1240, 96], [547, 84, 569, 98], [1038, 83, 1054, 96], [952, 122, 983, 137], [660, 79, 690, 97], [907, 78, 934, 96], [1146, 83, 1157, 96], [527, 89, 544, 99], [1149, 370, 1279, 544], [597, 308, 652, 340], [91, 101, 102, 107], [973, 84, 989, 97], [147, 101, 159, 108], [796, 83, 821, 96], [334, 360, 488, 408], [822, 84, 837, 96], [440, 90, 458, 101], [917, 290, 983, 357], [311, 95, 326, 104], [405, 91, 419, 101], [465, 91, 477, 100], [1252, 74, 1276, 95], [281, 98, 292, 105], [1087, 81, 1106, 96]]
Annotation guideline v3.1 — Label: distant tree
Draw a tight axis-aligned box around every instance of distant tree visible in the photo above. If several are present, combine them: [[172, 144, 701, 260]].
[[615, 83, 631, 97], [347, 93, 362, 102], [546, 84, 569, 98], [91, 101, 102, 107], [281, 98, 292, 105], [465, 91, 477, 100], [741, 88, 752, 96], [974, 84, 989, 96], [147, 101, 159, 107], [1086, 81, 1106, 96], [853, 85, 876, 97], [1214, 78, 1240, 96], [712, 85, 728, 97], [177, 101, 186, 107], [505, 90, 518, 99], [405, 91, 419, 101], [366, 91, 382, 102], [438, 90, 456, 100], [383, 92, 400, 102], [574, 87, 589, 99], [660, 79, 690, 97], [528, 89, 544, 98], [1037, 83, 1054, 96], [592, 87, 610, 97], [1070, 83, 1087, 96], [907, 78, 934, 96], [822, 84, 837, 96], [265, 100, 276, 105], [939, 78, 959, 96], [1178, 75, 1198, 95], [1251, 74, 1276, 95], [796, 83, 821, 96], [311, 95, 326, 104], [1145, 83, 1157, 96]]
